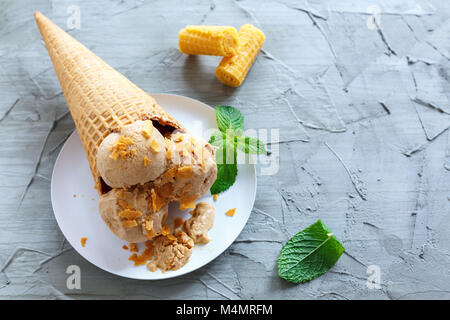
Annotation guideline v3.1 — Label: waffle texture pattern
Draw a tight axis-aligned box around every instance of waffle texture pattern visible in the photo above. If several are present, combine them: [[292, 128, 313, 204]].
[[179, 25, 238, 56], [215, 24, 265, 87]]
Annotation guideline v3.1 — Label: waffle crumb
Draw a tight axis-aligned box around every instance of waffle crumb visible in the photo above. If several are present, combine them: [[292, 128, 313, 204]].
[[145, 220, 154, 231], [129, 243, 139, 252], [142, 120, 154, 139], [150, 188, 165, 212], [166, 149, 172, 160], [164, 167, 177, 180], [122, 245, 129, 250], [213, 194, 218, 201], [150, 140, 161, 152], [225, 208, 236, 217], [174, 133, 184, 142], [119, 208, 143, 220], [109, 136, 134, 160], [73, 194, 77, 198], [179, 195, 197, 211], [146, 229, 157, 239], [144, 219, 157, 239], [143, 156, 151, 167], [161, 225, 170, 236], [80, 237, 87, 247], [128, 247, 153, 266], [176, 166, 193, 179]]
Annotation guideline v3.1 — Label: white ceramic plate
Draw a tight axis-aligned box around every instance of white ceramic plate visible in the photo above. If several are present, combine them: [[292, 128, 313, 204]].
[[51, 94, 256, 280]]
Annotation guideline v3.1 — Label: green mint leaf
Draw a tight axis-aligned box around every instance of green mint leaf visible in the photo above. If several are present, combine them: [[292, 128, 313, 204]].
[[208, 130, 226, 148], [236, 136, 267, 155], [208, 106, 246, 194], [215, 106, 244, 135], [210, 145, 237, 194], [278, 220, 345, 284], [210, 163, 238, 194], [209, 130, 236, 157]]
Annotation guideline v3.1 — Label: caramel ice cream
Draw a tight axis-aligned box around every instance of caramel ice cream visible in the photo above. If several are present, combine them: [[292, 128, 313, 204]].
[[154, 132, 217, 209], [97, 129, 217, 248], [97, 120, 166, 189], [147, 231, 194, 272], [98, 187, 168, 243], [96, 123, 218, 273], [184, 202, 215, 244]]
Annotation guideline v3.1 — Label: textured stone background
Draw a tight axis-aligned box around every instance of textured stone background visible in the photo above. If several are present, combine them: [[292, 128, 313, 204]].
[[1, 0, 450, 299]]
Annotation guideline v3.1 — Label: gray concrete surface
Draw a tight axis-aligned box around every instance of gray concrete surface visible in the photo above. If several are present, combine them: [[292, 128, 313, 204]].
[[1, 0, 450, 299]]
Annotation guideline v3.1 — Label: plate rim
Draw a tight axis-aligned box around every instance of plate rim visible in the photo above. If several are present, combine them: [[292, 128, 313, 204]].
[[50, 93, 257, 280]]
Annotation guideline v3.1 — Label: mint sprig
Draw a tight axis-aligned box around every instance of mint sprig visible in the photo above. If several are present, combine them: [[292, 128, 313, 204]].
[[236, 136, 267, 155], [215, 105, 244, 135], [209, 106, 266, 194], [278, 220, 345, 284], [210, 149, 238, 194]]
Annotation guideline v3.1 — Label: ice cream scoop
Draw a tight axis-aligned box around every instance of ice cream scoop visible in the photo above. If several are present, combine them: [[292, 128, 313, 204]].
[[147, 230, 194, 272], [97, 120, 166, 189], [184, 202, 215, 244], [153, 132, 217, 210], [98, 130, 217, 243], [98, 186, 168, 243]]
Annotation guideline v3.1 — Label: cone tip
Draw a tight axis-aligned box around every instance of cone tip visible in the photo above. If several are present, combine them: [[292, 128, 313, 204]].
[[34, 11, 46, 28]]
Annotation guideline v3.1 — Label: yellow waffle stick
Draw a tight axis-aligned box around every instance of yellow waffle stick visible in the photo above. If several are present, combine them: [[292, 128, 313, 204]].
[[179, 26, 239, 56], [216, 24, 265, 87]]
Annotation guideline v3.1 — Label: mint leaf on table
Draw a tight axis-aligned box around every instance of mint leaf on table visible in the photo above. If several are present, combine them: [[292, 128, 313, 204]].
[[236, 136, 267, 155], [278, 220, 345, 284], [215, 105, 244, 135]]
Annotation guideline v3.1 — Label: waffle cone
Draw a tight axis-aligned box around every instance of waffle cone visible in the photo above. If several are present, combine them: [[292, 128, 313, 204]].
[[34, 12, 184, 193]]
